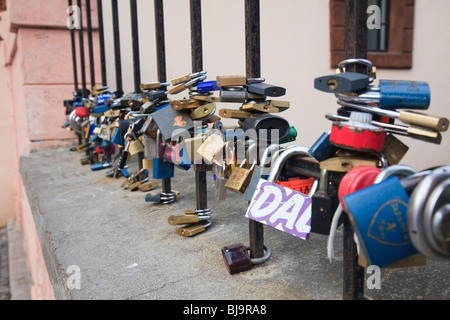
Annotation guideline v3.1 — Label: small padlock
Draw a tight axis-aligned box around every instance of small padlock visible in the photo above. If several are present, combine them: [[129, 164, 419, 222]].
[[246, 82, 286, 97], [168, 214, 211, 226], [308, 132, 339, 162], [221, 243, 271, 275], [153, 130, 175, 180], [314, 72, 370, 94], [225, 160, 255, 194], [176, 221, 211, 237], [241, 113, 291, 142]]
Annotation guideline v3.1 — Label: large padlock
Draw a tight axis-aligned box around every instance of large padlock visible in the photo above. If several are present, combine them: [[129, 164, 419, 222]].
[[150, 103, 194, 141], [330, 111, 386, 153], [246, 82, 286, 97], [340, 166, 432, 267], [246, 146, 314, 240], [241, 113, 291, 142], [219, 87, 265, 103]]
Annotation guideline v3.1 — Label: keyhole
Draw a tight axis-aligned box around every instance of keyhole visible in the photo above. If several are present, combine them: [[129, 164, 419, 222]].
[[327, 79, 338, 91]]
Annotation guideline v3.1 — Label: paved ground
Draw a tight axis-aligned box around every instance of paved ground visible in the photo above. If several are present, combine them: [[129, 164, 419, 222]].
[[17, 147, 450, 300]]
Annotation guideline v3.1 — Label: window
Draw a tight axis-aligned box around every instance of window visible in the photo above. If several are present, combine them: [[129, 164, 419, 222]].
[[0, 0, 6, 12], [330, 0, 415, 69]]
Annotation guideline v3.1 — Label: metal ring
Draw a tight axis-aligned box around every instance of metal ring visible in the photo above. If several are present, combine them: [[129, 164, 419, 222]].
[[245, 245, 272, 265], [422, 177, 450, 260], [373, 164, 417, 185], [408, 166, 450, 260]]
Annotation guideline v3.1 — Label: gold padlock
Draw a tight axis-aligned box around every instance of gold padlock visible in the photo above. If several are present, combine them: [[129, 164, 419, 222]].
[[190, 103, 216, 120], [176, 223, 207, 237], [224, 160, 255, 194], [128, 139, 145, 156]]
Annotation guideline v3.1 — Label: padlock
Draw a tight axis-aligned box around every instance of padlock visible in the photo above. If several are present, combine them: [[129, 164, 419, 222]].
[[140, 81, 169, 91], [176, 221, 211, 237], [336, 80, 431, 110], [219, 87, 265, 103], [246, 146, 314, 239], [246, 83, 286, 97], [219, 109, 252, 120], [241, 101, 279, 113], [171, 70, 207, 86], [151, 103, 194, 141], [308, 132, 339, 162], [326, 112, 442, 145], [168, 213, 211, 226], [241, 113, 291, 142], [225, 160, 255, 194], [342, 169, 435, 267], [197, 132, 225, 164], [169, 75, 207, 95], [196, 80, 221, 93], [170, 98, 201, 111], [189, 103, 216, 120], [408, 166, 450, 261], [330, 111, 386, 153], [310, 168, 342, 235], [153, 130, 175, 180], [221, 243, 272, 275], [314, 72, 371, 94]]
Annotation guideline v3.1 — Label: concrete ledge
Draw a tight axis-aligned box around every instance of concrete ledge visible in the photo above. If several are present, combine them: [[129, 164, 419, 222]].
[[20, 148, 450, 300]]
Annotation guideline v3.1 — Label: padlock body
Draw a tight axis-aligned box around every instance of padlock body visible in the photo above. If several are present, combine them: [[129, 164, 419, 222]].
[[379, 80, 430, 110], [330, 122, 386, 152], [153, 158, 175, 179], [221, 243, 252, 275], [311, 189, 342, 235], [309, 132, 339, 162]]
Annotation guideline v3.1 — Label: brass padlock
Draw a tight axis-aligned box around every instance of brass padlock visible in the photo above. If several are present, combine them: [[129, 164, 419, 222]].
[[224, 160, 255, 194], [190, 103, 216, 120], [176, 221, 211, 237], [168, 214, 211, 226]]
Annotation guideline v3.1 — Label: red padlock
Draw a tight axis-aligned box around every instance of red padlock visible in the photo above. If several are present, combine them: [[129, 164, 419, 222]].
[[338, 166, 381, 211], [330, 111, 386, 152], [75, 106, 89, 118]]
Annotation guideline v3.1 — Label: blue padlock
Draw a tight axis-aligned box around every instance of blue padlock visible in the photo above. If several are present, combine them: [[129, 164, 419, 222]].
[[343, 176, 418, 267], [93, 105, 110, 114], [378, 80, 431, 110], [308, 132, 338, 162], [197, 81, 220, 93], [340, 80, 431, 110]]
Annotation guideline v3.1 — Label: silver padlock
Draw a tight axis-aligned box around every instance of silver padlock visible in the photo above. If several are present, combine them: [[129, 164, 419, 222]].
[[408, 166, 450, 261]]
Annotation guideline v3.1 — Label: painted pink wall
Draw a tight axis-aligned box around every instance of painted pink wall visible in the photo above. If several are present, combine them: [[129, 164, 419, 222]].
[[1, 0, 100, 299]]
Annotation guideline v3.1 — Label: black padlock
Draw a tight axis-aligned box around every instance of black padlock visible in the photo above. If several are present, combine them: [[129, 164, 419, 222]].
[[241, 113, 290, 142], [246, 82, 286, 97], [314, 72, 370, 94], [311, 169, 343, 235]]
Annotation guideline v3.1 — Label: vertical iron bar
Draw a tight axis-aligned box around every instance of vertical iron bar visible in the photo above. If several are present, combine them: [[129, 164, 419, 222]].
[[154, 0, 167, 83], [69, 0, 79, 91], [78, 0, 87, 97], [245, 0, 264, 260], [154, 0, 171, 195], [130, 0, 141, 93], [86, 0, 96, 89], [111, 0, 123, 97], [342, 0, 368, 301], [97, 0, 108, 86], [129, 0, 144, 180], [190, 0, 208, 211]]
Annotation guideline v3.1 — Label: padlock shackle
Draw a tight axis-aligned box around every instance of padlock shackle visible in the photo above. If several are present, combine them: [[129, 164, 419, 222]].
[[267, 146, 311, 183]]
